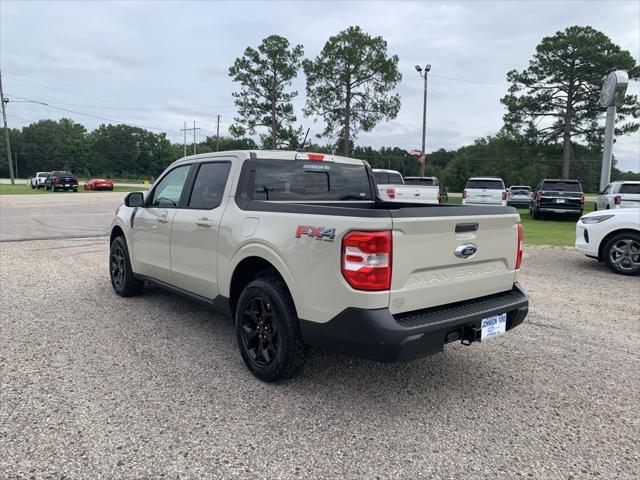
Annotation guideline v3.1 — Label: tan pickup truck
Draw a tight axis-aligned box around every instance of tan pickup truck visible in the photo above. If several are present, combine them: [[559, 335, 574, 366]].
[[109, 150, 528, 382]]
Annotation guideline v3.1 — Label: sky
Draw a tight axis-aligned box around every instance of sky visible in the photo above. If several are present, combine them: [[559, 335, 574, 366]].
[[1, 0, 639, 171]]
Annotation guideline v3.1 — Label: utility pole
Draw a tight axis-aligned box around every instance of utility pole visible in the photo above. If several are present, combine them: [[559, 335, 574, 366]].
[[415, 64, 431, 178], [216, 115, 220, 152], [0, 69, 15, 185], [183, 121, 187, 157], [180, 121, 200, 157]]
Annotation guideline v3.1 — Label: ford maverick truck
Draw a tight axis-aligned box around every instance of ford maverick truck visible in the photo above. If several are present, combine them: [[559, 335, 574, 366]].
[[109, 151, 528, 381]]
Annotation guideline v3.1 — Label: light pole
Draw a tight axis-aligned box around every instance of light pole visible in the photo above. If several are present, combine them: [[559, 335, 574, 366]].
[[598, 71, 629, 191], [415, 64, 431, 177]]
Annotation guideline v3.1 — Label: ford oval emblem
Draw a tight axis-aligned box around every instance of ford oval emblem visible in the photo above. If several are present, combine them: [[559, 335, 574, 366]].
[[455, 244, 477, 259]]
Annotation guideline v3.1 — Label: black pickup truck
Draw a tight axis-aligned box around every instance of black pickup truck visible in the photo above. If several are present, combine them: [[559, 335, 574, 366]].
[[45, 171, 79, 192], [530, 179, 584, 219]]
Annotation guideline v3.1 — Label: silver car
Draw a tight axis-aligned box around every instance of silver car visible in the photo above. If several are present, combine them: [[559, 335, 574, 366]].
[[507, 185, 533, 208]]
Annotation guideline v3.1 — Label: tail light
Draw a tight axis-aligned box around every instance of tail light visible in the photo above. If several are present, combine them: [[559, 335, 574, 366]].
[[516, 223, 523, 270], [462, 190, 467, 199], [580, 194, 585, 205], [527, 191, 533, 197], [342, 231, 392, 291], [502, 191, 507, 201], [386, 188, 396, 199], [535, 191, 541, 202], [614, 195, 621, 205]]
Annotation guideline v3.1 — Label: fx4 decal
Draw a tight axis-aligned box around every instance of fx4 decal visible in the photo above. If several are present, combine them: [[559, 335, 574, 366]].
[[295, 226, 336, 241]]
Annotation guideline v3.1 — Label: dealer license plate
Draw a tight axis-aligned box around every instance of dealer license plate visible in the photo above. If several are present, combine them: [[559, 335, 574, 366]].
[[556, 198, 565, 203], [480, 313, 507, 340]]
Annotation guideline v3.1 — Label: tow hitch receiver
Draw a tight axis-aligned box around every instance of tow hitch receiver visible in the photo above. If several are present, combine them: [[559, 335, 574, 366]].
[[461, 325, 481, 346]]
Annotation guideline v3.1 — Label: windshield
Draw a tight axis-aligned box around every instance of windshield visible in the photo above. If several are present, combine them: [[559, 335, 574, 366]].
[[540, 181, 582, 192], [466, 179, 505, 190], [244, 160, 373, 201], [620, 183, 640, 194]]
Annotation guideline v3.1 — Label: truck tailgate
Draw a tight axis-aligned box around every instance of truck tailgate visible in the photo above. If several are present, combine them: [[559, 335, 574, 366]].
[[389, 213, 519, 314]]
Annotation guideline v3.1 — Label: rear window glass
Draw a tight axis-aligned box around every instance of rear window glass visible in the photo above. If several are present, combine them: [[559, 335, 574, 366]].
[[540, 181, 582, 192], [245, 160, 372, 201], [466, 179, 505, 190], [373, 172, 404, 185], [620, 183, 640, 194], [405, 177, 438, 186]]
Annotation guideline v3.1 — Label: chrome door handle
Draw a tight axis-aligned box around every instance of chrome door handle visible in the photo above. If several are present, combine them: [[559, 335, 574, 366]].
[[196, 218, 213, 228], [157, 216, 169, 223]]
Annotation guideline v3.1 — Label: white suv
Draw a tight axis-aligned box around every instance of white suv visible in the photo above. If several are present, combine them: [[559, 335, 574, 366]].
[[595, 181, 640, 210], [462, 177, 507, 206]]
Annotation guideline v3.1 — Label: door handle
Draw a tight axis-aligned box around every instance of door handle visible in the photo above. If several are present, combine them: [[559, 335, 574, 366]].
[[157, 215, 169, 223], [196, 218, 213, 228]]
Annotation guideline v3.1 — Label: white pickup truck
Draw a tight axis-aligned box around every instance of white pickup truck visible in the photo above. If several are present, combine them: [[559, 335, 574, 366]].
[[110, 151, 528, 381], [373, 169, 440, 204]]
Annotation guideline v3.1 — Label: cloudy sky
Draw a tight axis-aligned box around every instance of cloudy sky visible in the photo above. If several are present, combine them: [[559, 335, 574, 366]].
[[1, 0, 639, 171]]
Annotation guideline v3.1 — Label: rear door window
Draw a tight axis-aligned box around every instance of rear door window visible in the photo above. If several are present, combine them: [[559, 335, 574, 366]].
[[188, 162, 231, 209], [466, 179, 505, 190], [620, 183, 640, 194], [245, 160, 372, 201]]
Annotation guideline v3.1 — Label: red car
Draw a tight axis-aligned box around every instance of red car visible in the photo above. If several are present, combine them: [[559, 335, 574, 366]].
[[84, 178, 114, 191]]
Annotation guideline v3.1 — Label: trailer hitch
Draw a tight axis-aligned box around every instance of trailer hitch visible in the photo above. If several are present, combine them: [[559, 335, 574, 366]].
[[461, 325, 481, 346]]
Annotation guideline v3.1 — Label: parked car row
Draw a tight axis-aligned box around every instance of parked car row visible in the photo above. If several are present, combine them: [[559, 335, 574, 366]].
[[29, 172, 114, 192]]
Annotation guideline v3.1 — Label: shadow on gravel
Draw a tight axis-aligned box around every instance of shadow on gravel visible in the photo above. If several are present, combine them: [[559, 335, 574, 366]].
[[135, 284, 505, 413]]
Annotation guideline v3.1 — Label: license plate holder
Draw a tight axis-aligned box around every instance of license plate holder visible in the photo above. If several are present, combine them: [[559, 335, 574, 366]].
[[480, 313, 507, 340]]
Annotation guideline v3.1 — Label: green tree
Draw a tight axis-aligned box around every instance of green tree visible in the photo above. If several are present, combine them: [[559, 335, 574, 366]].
[[88, 124, 173, 178], [20, 119, 89, 175], [303, 26, 401, 156], [501, 25, 639, 178], [228, 35, 304, 149]]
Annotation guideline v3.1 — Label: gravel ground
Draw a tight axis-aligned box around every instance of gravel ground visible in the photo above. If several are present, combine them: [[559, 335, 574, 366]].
[[1, 240, 638, 479]]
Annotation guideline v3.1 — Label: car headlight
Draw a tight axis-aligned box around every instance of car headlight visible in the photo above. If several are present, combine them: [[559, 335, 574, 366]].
[[581, 214, 613, 224]]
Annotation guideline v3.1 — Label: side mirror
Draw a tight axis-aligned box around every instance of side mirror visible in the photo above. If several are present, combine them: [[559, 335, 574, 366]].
[[124, 192, 144, 208]]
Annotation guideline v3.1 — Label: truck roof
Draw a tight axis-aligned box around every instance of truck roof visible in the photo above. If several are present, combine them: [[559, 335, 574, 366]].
[[372, 169, 402, 174], [170, 150, 365, 167]]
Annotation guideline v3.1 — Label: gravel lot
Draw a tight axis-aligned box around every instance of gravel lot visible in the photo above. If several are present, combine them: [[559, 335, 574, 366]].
[[1, 239, 638, 479]]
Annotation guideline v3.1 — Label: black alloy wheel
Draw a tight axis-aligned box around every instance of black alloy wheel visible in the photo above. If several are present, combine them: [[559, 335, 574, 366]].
[[240, 296, 278, 366], [110, 242, 126, 291], [235, 276, 305, 382]]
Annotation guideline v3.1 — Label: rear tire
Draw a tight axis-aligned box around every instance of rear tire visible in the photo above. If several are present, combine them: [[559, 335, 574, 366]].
[[603, 232, 640, 276], [531, 207, 541, 220], [235, 275, 305, 382], [110, 236, 144, 296]]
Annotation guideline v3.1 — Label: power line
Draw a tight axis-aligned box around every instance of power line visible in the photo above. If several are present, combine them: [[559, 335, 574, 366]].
[[6, 94, 183, 135]]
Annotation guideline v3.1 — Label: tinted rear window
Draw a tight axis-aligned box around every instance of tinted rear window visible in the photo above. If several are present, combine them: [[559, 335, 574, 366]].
[[540, 181, 582, 192], [620, 183, 640, 194], [246, 160, 372, 201], [466, 179, 505, 190], [373, 172, 404, 185], [405, 178, 437, 186]]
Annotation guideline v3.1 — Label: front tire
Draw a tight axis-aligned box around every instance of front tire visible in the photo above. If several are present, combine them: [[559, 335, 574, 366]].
[[603, 232, 640, 276], [110, 236, 144, 296], [235, 275, 305, 382]]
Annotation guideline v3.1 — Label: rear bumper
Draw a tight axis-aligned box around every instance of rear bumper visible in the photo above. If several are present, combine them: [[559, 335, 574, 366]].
[[299, 283, 529, 362]]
